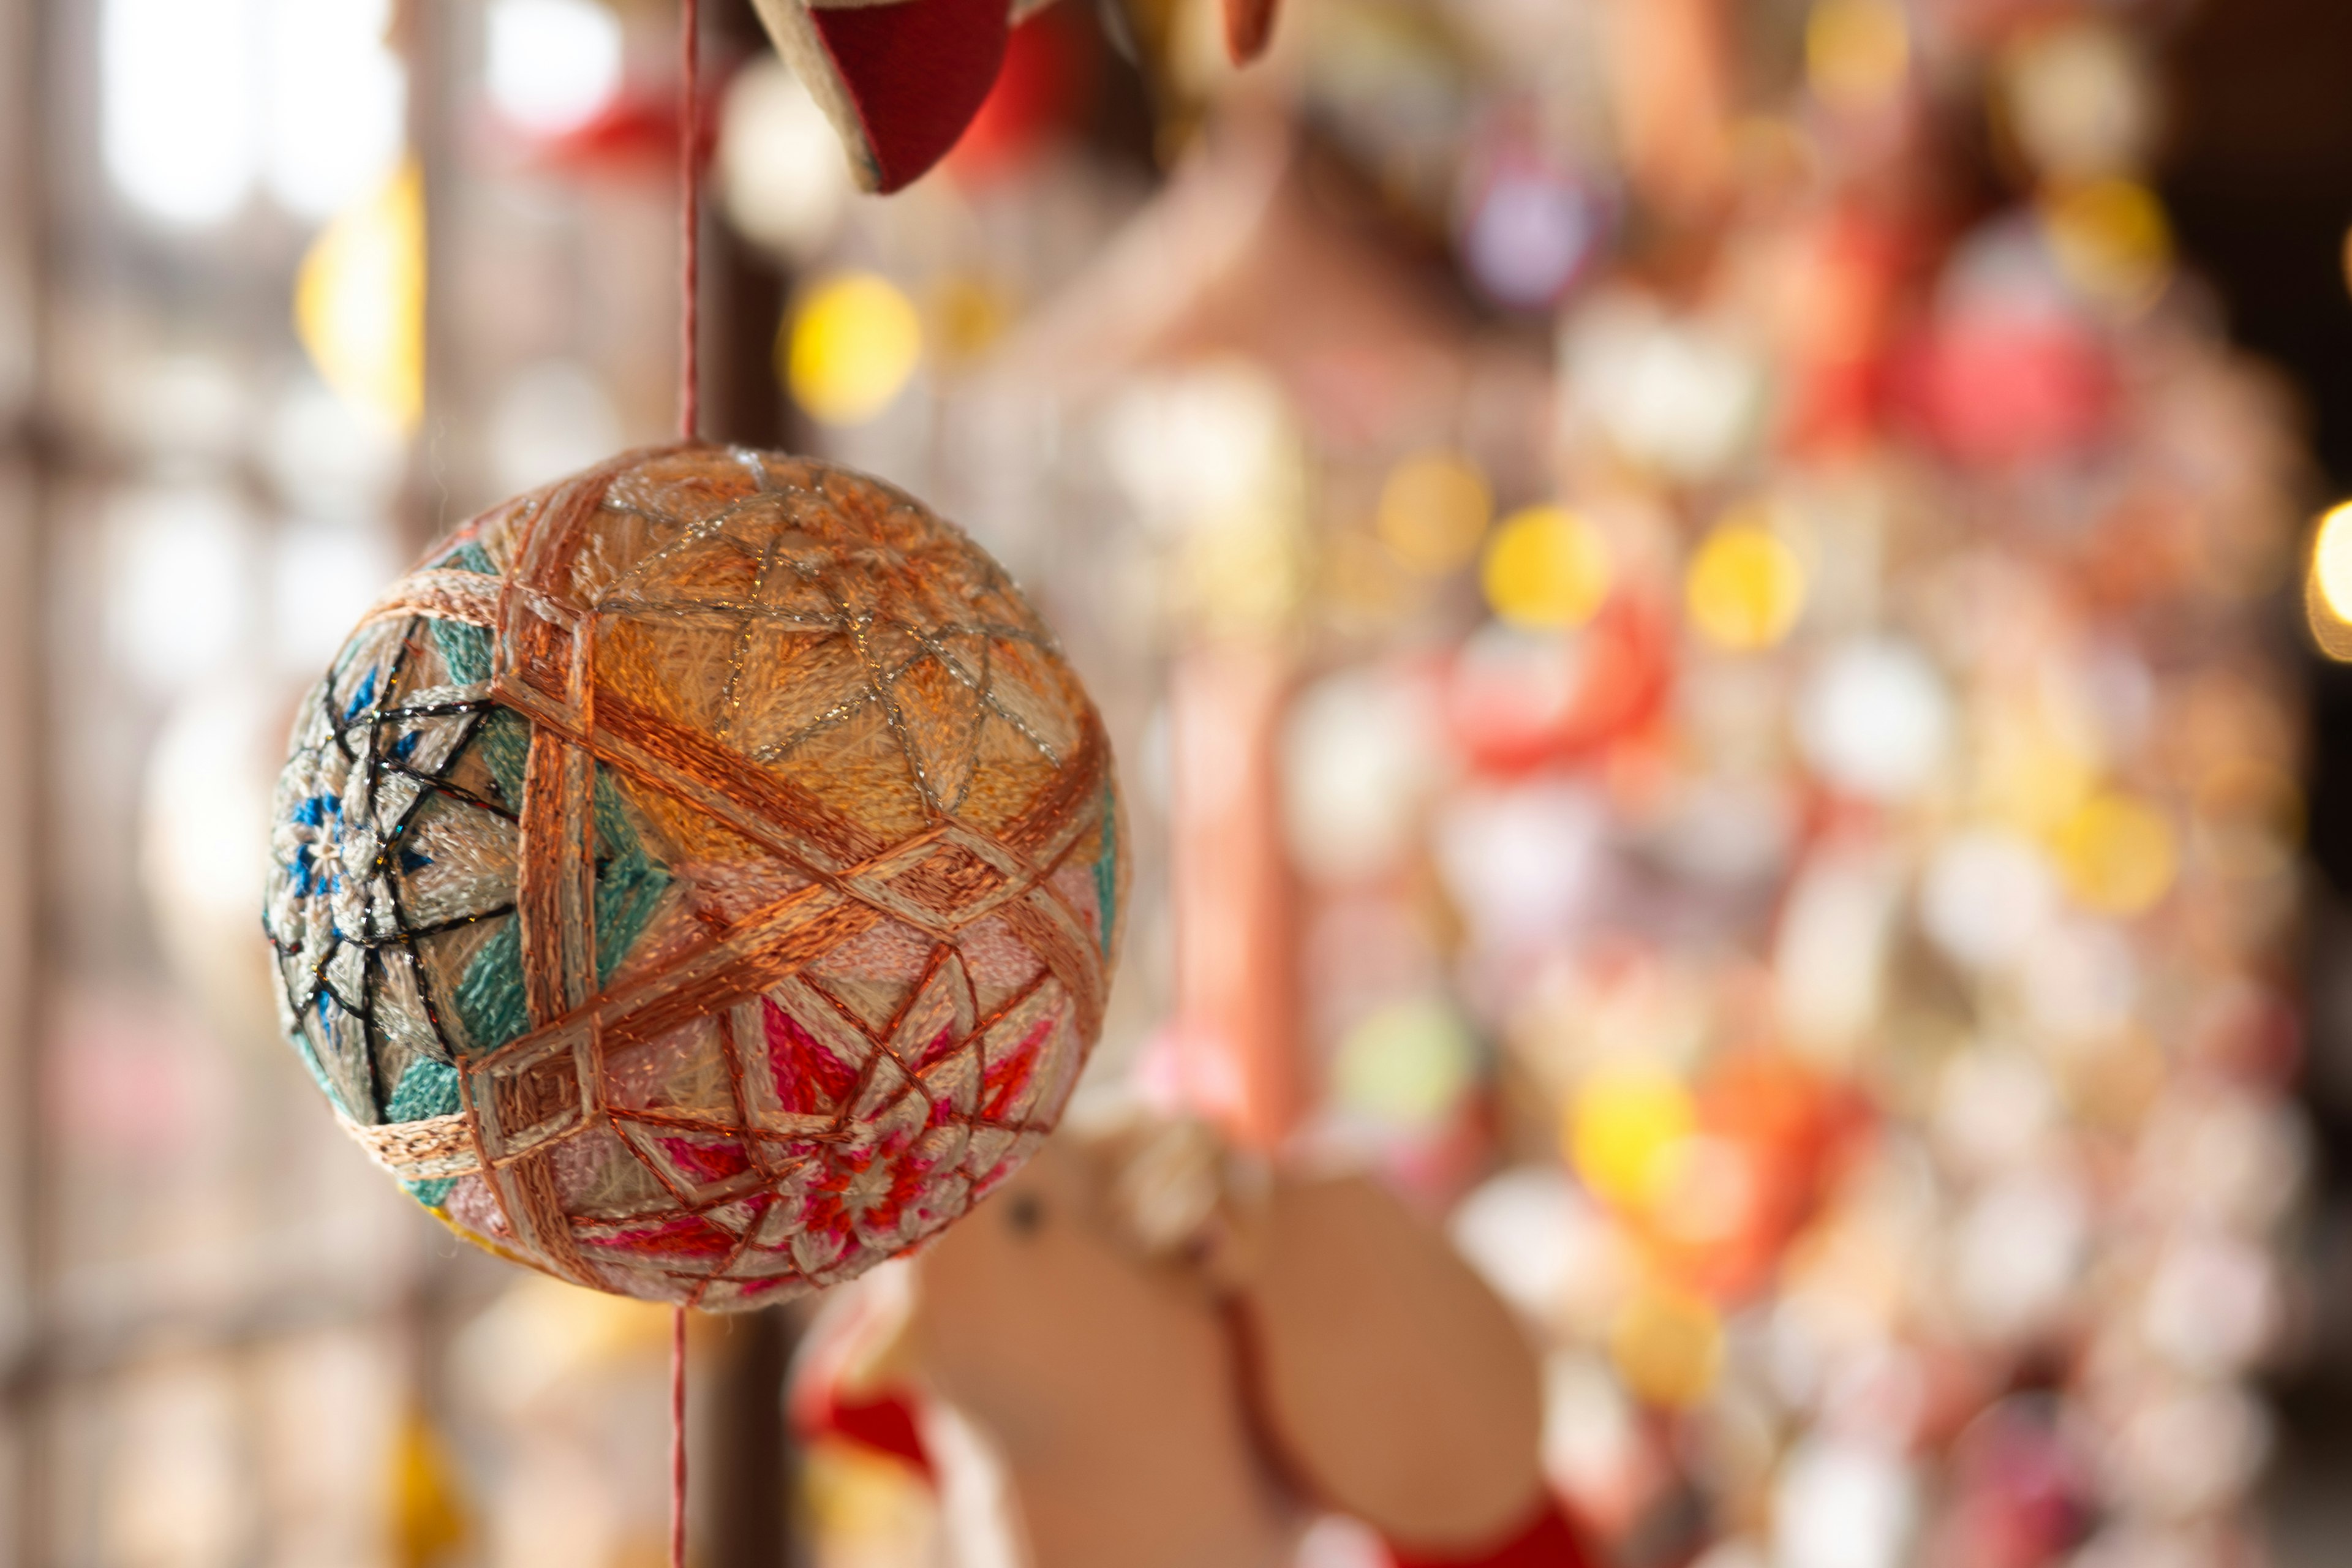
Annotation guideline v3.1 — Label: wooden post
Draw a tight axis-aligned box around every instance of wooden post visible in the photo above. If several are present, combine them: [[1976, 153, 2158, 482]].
[[0, 0, 49, 1553], [1170, 638, 1299, 1153]]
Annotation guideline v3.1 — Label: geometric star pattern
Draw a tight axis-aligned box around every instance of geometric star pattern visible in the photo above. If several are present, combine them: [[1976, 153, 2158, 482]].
[[263, 445, 1123, 1309]]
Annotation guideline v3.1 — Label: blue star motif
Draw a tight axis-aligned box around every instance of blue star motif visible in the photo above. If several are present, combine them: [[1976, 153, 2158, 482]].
[[286, 791, 344, 898]]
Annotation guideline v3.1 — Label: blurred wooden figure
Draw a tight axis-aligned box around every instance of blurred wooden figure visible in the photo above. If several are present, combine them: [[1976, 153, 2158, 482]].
[[793, 1113, 1592, 1568]]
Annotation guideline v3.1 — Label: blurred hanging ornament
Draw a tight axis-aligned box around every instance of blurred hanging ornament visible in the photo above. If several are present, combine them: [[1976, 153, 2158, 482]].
[[1899, 221, 2117, 469], [264, 445, 1126, 1308], [791, 1115, 1591, 1567], [752, 0, 1022, 192], [1446, 597, 1671, 774], [944, 5, 1100, 185], [752, 0, 1280, 194]]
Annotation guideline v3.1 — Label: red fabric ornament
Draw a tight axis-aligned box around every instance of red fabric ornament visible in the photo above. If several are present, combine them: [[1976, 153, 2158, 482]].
[[752, 0, 1283, 193], [753, 0, 1016, 192]]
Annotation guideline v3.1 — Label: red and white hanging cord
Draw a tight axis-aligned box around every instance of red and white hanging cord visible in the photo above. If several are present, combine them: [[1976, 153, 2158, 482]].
[[673, 4, 701, 1564]]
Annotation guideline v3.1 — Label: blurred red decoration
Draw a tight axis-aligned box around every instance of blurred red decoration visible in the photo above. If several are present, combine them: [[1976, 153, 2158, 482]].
[[1646, 1050, 1868, 1302], [1224, 0, 1280, 64], [754, 0, 1014, 192], [1899, 309, 2116, 469], [1446, 596, 1672, 777], [518, 81, 721, 178], [1925, 1396, 2096, 1568], [946, 8, 1098, 184], [1778, 207, 1919, 458]]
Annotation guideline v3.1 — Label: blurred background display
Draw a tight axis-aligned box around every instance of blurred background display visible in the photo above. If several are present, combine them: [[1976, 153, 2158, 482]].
[[2, 0, 2351, 1563]]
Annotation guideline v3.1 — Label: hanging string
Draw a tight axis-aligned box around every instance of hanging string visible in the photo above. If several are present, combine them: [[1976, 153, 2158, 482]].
[[671, 9, 701, 1557], [670, 1305, 690, 1568], [677, 0, 702, 442]]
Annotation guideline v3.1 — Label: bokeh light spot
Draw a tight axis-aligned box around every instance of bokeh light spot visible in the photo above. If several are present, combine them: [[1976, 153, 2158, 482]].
[[294, 160, 425, 432], [102, 0, 259, 226], [486, 0, 621, 136], [1332, 997, 1479, 1131], [1482, 505, 1613, 630], [2308, 501, 2352, 641], [1610, 1287, 1724, 1407], [1807, 0, 1909, 113], [933, 274, 1014, 366], [785, 273, 924, 426], [1377, 451, 1492, 576], [1567, 1063, 1696, 1210], [1686, 519, 1805, 650], [2057, 793, 2177, 917], [2043, 178, 2173, 311]]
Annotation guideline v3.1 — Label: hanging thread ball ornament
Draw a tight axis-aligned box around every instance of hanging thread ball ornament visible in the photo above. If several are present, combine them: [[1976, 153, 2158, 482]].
[[265, 445, 1125, 1308]]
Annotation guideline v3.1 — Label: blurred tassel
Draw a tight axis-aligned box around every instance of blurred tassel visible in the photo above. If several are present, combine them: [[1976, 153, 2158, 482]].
[[386, 1406, 470, 1568]]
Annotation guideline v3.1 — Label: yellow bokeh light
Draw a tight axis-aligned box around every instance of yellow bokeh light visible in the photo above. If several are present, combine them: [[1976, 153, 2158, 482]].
[[1686, 518, 1806, 650], [1482, 505, 1614, 630], [388, 1407, 470, 1567], [1610, 1287, 1724, 1408], [932, 274, 1012, 366], [804, 1439, 940, 1542], [2307, 571, 2352, 663], [2056, 792, 2177, 916], [1322, 529, 1416, 624], [1980, 718, 2100, 837], [1377, 451, 1493, 576], [1807, 0, 1910, 113], [2307, 503, 2352, 663], [2043, 178, 2173, 311], [1567, 1063, 1696, 1210], [295, 161, 425, 434], [1182, 508, 1307, 635], [784, 272, 924, 426]]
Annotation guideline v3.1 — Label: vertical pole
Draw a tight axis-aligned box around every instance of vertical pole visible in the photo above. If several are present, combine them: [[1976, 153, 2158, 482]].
[[698, 1310, 798, 1568], [1170, 639, 1300, 1153], [701, 0, 794, 454], [672, 1307, 691, 1568], [0, 0, 50, 1553]]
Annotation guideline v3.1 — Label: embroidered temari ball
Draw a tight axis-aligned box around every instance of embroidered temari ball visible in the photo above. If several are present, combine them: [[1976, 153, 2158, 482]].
[[264, 445, 1123, 1308]]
